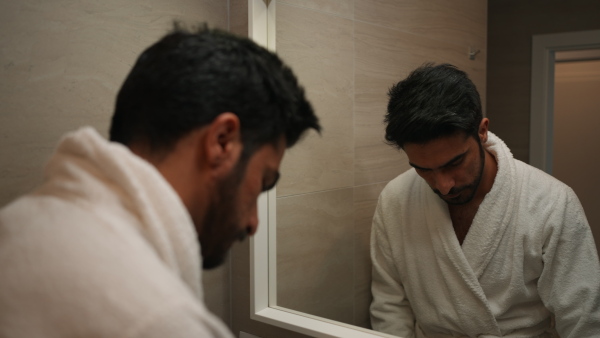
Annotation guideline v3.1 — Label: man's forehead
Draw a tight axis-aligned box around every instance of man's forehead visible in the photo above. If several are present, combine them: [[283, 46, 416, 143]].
[[404, 134, 473, 169]]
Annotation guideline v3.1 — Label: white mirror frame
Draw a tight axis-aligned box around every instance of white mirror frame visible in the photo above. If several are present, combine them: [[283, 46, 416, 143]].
[[247, 1, 394, 337]]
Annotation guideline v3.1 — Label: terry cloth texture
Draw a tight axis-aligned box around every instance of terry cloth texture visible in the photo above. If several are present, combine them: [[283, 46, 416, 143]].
[[0, 127, 233, 338], [370, 132, 600, 338]]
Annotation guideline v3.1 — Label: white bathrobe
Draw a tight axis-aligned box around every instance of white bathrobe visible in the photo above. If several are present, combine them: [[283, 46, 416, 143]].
[[370, 132, 600, 338], [0, 128, 233, 338]]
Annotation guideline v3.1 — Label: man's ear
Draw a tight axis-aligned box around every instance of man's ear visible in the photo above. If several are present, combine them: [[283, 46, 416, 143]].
[[479, 118, 490, 143], [203, 112, 242, 172]]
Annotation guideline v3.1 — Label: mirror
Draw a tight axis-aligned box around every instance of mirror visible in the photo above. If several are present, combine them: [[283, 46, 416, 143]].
[[250, 0, 485, 337], [269, 0, 486, 335]]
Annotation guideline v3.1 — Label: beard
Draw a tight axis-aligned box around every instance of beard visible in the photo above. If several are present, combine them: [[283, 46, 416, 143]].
[[200, 160, 249, 270], [434, 140, 485, 206]]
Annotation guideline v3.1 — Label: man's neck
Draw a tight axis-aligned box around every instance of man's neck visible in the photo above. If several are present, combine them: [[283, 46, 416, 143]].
[[448, 149, 498, 244]]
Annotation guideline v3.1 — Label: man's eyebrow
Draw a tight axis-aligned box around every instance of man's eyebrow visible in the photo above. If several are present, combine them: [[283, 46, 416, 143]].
[[408, 162, 429, 171], [262, 172, 280, 192], [409, 151, 467, 171]]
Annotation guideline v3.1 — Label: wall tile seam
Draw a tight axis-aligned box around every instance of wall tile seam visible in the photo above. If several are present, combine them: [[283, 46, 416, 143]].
[[276, 180, 391, 202], [353, 180, 392, 190], [352, 13, 357, 205], [277, 184, 367, 200]]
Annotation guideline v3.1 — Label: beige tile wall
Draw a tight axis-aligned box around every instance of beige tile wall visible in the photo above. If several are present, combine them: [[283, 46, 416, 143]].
[[0, 0, 228, 207], [274, 0, 487, 330], [279, 0, 354, 18], [275, 3, 355, 197], [277, 188, 355, 323], [0, 0, 231, 327]]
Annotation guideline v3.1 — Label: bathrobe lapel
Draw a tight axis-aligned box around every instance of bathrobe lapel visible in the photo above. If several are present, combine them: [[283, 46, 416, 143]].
[[420, 132, 514, 336], [424, 190, 501, 335], [462, 132, 515, 280], [418, 133, 516, 335], [51, 128, 203, 299]]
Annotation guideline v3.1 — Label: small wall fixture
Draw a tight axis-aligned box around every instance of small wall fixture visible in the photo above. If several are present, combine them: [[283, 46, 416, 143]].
[[469, 47, 481, 60]]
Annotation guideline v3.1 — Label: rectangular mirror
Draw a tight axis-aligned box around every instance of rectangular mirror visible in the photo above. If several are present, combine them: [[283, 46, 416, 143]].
[[249, 0, 487, 337]]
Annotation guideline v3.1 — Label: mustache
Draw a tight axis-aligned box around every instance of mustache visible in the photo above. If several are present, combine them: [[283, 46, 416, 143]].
[[433, 185, 468, 196], [236, 229, 249, 242]]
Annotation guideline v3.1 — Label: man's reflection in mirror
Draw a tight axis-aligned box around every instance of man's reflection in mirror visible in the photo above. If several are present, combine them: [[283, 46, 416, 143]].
[[370, 63, 600, 337]]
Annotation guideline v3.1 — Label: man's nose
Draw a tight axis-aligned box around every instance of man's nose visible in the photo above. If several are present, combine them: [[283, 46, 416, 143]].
[[246, 204, 259, 237], [433, 171, 455, 196]]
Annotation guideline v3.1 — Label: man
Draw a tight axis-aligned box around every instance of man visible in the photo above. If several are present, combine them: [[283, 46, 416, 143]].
[[0, 25, 320, 337], [370, 63, 600, 337]]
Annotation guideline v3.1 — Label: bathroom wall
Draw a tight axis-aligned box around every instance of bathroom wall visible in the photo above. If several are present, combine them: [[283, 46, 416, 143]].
[[486, 0, 600, 162], [273, 0, 487, 329], [0, 0, 232, 327]]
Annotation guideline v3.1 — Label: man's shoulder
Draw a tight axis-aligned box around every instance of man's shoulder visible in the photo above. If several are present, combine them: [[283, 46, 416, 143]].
[[510, 159, 581, 218], [379, 168, 421, 200], [0, 192, 209, 337], [513, 159, 574, 195], [384, 168, 419, 191], [376, 169, 424, 211]]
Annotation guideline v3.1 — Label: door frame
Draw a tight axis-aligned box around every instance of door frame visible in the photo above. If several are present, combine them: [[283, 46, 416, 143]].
[[529, 29, 600, 173]]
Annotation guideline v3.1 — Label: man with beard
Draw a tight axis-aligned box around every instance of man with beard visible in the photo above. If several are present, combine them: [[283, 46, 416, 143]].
[[370, 64, 600, 337], [0, 25, 320, 337]]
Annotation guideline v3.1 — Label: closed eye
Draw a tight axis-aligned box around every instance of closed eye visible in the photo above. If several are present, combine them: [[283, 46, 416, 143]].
[[446, 156, 464, 167], [409, 151, 467, 172], [261, 172, 280, 192]]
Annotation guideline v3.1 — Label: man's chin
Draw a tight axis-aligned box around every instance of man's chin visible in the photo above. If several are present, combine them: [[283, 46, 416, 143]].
[[201, 235, 244, 270], [202, 253, 228, 270], [441, 195, 470, 205], [437, 189, 475, 205]]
